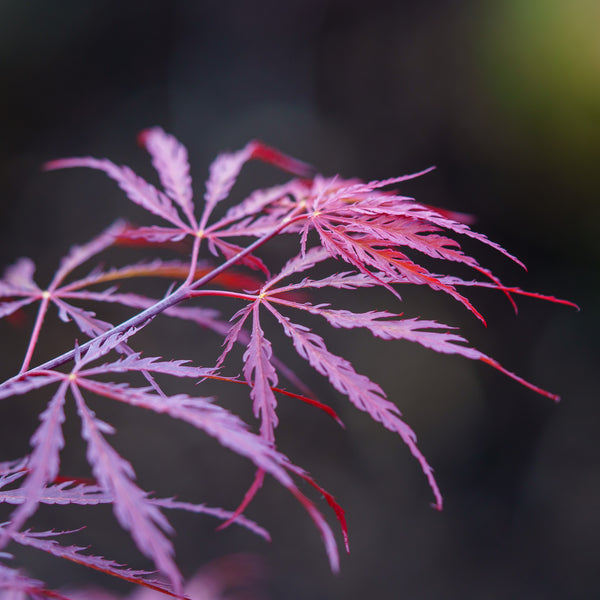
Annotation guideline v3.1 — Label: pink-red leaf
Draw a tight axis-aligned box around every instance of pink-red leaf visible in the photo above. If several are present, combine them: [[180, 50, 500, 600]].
[[72, 385, 183, 595], [304, 306, 562, 400], [0, 563, 52, 600], [138, 127, 196, 227], [49, 222, 127, 290], [201, 144, 255, 229], [1, 258, 39, 294], [265, 302, 443, 510], [243, 304, 279, 443], [7, 527, 168, 596], [247, 141, 314, 177], [45, 158, 187, 230], [73, 377, 340, 571], [2, 381, 68, 544]]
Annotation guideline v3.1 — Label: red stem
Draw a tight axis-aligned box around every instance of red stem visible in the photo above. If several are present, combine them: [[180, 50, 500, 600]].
[[19, 293, 52, 374]]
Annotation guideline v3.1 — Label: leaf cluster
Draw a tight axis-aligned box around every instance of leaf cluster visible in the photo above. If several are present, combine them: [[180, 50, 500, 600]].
[[0, 128, 576, 598]]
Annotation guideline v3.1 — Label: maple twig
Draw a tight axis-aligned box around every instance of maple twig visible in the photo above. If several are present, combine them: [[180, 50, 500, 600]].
[[6, 213, 308, 382], [1, 128, 574, 596]]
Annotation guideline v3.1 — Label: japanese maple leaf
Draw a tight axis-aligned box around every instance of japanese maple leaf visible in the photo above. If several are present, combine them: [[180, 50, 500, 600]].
[[45, 128, 314, 279], [0, 328, 343, 593], [211, 246, 575, 512], [1, 129, 576, 596], [0, 222, 127, 372]]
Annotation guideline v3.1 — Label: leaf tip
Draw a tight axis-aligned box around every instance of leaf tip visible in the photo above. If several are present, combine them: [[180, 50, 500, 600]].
[[137, 128, 153, 148], [248, 141, 316, 178], [42, 159, 65, 172], [431, 499, 443, 511]]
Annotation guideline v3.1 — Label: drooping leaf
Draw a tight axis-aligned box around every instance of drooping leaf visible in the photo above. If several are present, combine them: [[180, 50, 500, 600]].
[[72, 385, 183, 595], [243, 304, 279, 443], [1, 130, 574, 594], [76, 376, 340, 570], [264, 302, 443, 510], [2, 381, 68, 543], [6, 527, 166, 596]]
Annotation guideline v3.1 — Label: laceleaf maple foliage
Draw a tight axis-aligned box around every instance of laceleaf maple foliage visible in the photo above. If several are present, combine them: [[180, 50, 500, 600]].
[[0, 128, 576, 599]]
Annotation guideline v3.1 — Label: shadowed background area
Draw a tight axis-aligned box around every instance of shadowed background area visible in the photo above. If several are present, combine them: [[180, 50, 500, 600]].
[[1, 1, 598, 598]]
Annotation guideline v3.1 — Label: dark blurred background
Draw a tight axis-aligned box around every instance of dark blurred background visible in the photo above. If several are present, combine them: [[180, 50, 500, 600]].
[[1, 1, 598, 598]]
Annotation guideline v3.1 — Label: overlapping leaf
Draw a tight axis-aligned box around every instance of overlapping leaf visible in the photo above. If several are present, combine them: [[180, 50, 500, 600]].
[[0, 328, 343, 590], [1, 129, 575, 597]]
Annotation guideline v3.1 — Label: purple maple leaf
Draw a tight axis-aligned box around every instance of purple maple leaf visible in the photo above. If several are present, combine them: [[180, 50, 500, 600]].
[[0, 128, 576, 597]]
